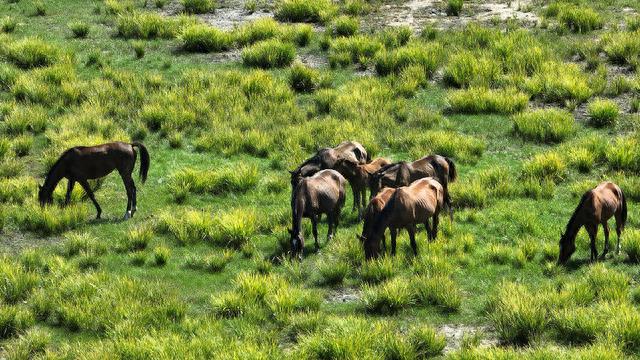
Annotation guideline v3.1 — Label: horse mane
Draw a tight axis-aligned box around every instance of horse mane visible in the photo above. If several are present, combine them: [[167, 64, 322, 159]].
[[44, 148, 72, 181], [563, 190, 591, 241]]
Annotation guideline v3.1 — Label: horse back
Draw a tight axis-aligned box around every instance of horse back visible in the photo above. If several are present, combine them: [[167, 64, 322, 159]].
[[303, 170, 345, 213], [592, 182, 624, 221]]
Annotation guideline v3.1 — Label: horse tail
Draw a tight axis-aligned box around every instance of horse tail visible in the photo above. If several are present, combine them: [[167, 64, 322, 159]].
[[131, 142, 150, 183], [445, 157, 457, 182], [620, 188, 628, 231]]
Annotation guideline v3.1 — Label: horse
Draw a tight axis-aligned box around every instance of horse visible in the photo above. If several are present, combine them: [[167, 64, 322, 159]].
[[558, 181, 627, 264], [289, 141, 368, 189], [369, 155, 456, 221], [289, 169, 346, 258], [38, 142, 150, 220], [361, 177, 444, 259], [334, 157, 391, 220], [358, 187, 396, 258]]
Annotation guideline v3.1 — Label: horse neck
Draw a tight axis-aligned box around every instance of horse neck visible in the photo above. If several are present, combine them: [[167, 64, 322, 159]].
[[291, 185, 306, 235], [564, 211, 583, 243], [43, 161, 65, 195]]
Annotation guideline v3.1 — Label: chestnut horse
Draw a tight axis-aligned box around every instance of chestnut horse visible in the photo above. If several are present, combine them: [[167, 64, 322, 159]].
[[558, 181, 627, 264], [361, 177, 444, 259], [289, 169, 346, 258], [289, 141, 369, 189], [369, 154, 456, 220], [38, 142, 150, 219], [358, 187, 396, 258], [334, 157, 391, 219]]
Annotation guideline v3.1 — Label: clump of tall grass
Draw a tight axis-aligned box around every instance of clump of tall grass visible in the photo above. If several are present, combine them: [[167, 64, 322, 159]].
[[316, 257, 349, 285], [1, 16, 17, 33], [33, 1, 46, 16], [328, 15, 358, 37], [288, 62, 320, 93], [68, 21, 90, 38], [446, 0, 463, 16], [0, 176, 35, 204], [447, 87, 528, 114], [413, 275, 462, 312], [131, 40, 145, 58], [374, 43, 443, 77], [587, 98, 619, 127], [59, 233, 107, 258], [601, 31, 640, 65], [119, 225, 154, 252], [3, 327, 51, 359], [14, 204, 89, 235], [408, 326, 446, 358], [362, 278, 414, 314], [606, 135, 640, 172], [522, 152, 566, 182], [557, 5, 603, 33], [181, 0, 215, 14], [152, 246, 170, 266], [0, 259, 39, 303], [274, 0, 337, 23], [117, 12, 194, 39], [379, 26, 412, 49], [242, 39, 295, 68], [623, 229, 640, 263], [490, 282, 547, 345], [359, 256, 396, 284], [5, 38, 61, 69], [443, 51, 500, 88], [234, 18, 280, 46], [513, 108, 575, 143], [0, 306, 34, 339], [551, 307, 601, 345], [168, 164, 258, 198], [450, 181, 487, 208], [181, 24, 233, 52], [525, 61, 592, 103], [328, 35, 383, 68], [184, 251, 232, 273]]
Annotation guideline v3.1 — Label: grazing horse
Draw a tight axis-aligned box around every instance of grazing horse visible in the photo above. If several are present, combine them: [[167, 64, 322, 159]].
[[361, 177, 444, 259], [369, 155, 457, 220], [358, 187, 396, 258], [289, 169, 346, 258], [38, 142, 150, 220], [558, 181, 627, 264], [289, 141, 368, 189], [334, 157, 391, 219]]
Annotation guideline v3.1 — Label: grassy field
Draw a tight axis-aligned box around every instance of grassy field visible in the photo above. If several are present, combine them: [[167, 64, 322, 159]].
[[1, 0, 640, 358]]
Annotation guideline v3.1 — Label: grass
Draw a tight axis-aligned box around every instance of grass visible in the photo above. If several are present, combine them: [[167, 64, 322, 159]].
[[289, 62, 320, 93], [242, 39, 296, 68], [181, 24, 233, 53], [490, 282, 547, 345], [68, 21, 89, 38], [447, 87, 529, 114], [181, 0, 215, 14], [512, 108, 575, 143], [5, 38, 61, 69], [587, 98, 619, 127], [274, 0, 337, 23], [446, 0, 463, 16]]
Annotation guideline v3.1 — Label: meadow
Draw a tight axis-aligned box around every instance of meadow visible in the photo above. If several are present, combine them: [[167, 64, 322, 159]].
[[1, 0, 640, 358]]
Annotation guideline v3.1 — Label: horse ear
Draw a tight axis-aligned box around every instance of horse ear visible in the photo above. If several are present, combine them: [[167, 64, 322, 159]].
[[288, 170, 295, 175]]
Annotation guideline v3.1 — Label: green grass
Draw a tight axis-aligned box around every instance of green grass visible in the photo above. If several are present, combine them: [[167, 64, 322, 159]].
[[513, 108, 575, 143], [587, 98, 619, 127], [181, 0, 215, 14], [241, 39, 296, 68], [180, 24, 233, 53]]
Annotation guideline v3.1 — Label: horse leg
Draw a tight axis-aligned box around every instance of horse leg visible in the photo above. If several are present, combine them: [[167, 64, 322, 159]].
[[424, 218, 432, 242], [445, 187, 454, 222], [586, 223, 598, 262], [391, 228, 397, 256], [408, 225, 418, 256], [64, 179, 75, 206], [312, 215, 319, 249], [119, 172, 135, 219], [599, 221, 610, 260], [615, 214, 623, 255], [78, 179, 101, 219], [432, 212, 440, 241], [351, 185, 358, 213]]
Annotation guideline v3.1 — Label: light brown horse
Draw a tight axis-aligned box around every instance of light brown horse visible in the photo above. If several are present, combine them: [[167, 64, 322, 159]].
[[558, 181, 627, 264], [38, 142, 149, 219], [289, 169, 346, 258], [358, 187, 396, 258], [361, 177, 444, 259], [289, 141, 368, 189], [369, 155, 456, 220], [334, 157, 391, 219]]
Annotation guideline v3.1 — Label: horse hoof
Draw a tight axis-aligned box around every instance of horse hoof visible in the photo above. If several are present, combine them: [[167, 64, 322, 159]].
[[124, 211, 132, 219]]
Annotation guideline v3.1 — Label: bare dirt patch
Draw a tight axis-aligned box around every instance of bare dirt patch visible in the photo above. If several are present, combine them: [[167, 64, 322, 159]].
[[0, 231, 62, 254], [324, 287, 361, 303], [438, 324, 498, 353], [156, 0, 275, 30], [363, 0, 539, 32]]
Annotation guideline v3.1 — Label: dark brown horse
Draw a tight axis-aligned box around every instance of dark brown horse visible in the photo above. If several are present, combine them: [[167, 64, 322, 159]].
[[334, 157, 391, 219], [361, 177, 444, 259], [558, 181, 627, 264], [289, 169, 346, 258], [369, 155, 456, 220], [358, 187, 396, 257], [38, 142, 150, 219], [289, 141, 369, 189]]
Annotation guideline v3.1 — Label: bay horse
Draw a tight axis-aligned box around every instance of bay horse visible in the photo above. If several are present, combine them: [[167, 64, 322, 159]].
[[358, 187, 396, 258], [38, 142, 150, 220], [361, 177, 444, 259], [558, 181, 627, 264], [289, 169, 346, 259], [334, 157, 391, 220], [369, 154, 456, 221], [289, 141, 369, 189]]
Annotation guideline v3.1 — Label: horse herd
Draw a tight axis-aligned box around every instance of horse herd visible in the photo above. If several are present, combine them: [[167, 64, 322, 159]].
[[37, 141, 627, 264]]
